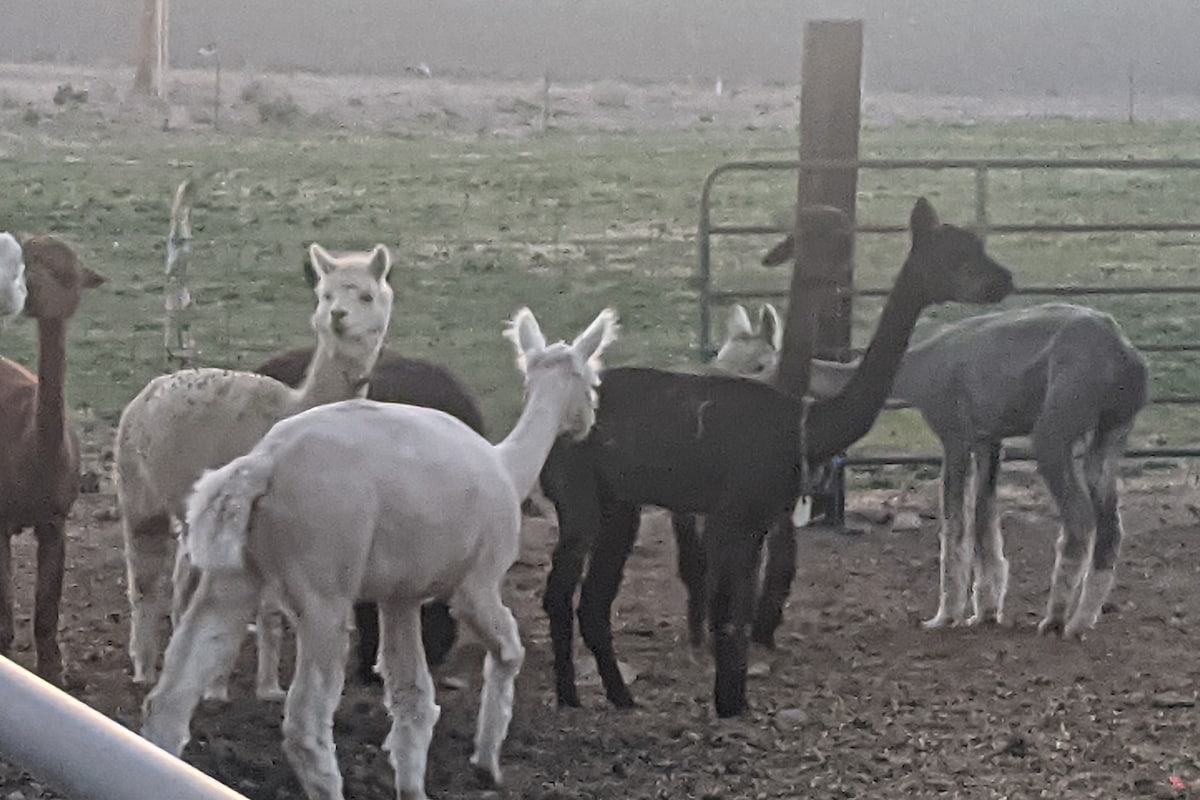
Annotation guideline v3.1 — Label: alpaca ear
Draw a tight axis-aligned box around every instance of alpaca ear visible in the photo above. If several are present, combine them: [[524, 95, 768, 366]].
[[504, 307, 547, 374], [572, 308, 619, 367], [367, 244, 392, 283], [80, 266, 105, 289], [910, 197, 940, 244], [762, 235, 794, 266], [302, 252, 318, 288], [726, 304, 753, 338], [759, 303, 782, 350], [307, 243, 336, 283]]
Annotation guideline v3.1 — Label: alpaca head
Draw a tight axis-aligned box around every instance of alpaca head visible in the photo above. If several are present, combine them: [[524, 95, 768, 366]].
[[713, 303, 781, 379], [305, 243, 394, 368], [20, 235, 104, 320], [0, 232, 27, 318], [905, 197, 1014, 305], [505, 307, 619, 441], [760, 205, 854, 271]]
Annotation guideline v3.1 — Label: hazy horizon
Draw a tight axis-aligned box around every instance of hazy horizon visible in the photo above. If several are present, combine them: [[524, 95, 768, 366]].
[[6, 1, 1200, 98]]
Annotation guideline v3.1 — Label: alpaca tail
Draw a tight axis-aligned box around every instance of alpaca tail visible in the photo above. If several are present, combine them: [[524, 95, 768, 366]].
[[184, 452, 275, 572]]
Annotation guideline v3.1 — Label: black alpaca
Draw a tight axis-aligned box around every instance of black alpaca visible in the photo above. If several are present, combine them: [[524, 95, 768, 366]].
[[539, 198, 1015, 717], [255, 347, 482, 680]]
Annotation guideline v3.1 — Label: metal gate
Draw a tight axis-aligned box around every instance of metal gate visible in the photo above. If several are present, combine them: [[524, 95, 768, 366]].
[[697, 157, 1200, 465]]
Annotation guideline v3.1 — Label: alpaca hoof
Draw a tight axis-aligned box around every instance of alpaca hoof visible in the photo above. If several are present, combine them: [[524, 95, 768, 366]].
[[964, 610, 1002, 628], [556, 687, 582, 709], [469, 757, 502, 789], [922, 612, 957, 630], [256, 684, 286, 702], [1037, 617, 1065, 637], [1062, 616, 1094, 640], [607, 687, 637, 710], [715, 698, 749, 719]]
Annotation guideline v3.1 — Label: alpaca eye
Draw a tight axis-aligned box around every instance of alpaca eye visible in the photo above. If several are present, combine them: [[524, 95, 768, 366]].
[[360, 292, 374, 303], [323, 292, 333, 302]]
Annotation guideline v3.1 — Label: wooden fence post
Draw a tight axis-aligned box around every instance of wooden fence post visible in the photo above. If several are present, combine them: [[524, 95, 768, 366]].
[[164, 179, 197, 369], [774, 19, 863, 526]]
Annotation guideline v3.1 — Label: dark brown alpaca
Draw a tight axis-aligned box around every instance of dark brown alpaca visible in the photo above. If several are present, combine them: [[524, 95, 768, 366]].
[[0, 236, 103, 684]]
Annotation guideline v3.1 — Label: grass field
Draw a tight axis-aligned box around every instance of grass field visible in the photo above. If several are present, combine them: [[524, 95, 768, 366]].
[[3, 92, 1200, 478]]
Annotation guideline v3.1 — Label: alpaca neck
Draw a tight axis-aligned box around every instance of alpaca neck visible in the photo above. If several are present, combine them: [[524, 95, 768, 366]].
[[286, 340, 376, 413], [495, 374, 573, 502], [804, 258, 927, 461], [35, 318, 68, 458], [887, 345, 935, 406]]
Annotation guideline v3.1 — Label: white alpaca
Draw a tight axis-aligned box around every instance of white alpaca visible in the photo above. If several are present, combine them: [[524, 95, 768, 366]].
[[116, 243, 395, 696], [717, 301, 1148, 637], [0, 233, 28, 318], [141, 306, 619, 800]]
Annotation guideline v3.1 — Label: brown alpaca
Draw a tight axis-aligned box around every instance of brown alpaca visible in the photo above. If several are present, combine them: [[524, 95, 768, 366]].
[[0, 236, 104, 685]]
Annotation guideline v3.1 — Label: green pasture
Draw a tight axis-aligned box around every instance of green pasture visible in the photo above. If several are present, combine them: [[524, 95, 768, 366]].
[[2, 111, 1199, 480]]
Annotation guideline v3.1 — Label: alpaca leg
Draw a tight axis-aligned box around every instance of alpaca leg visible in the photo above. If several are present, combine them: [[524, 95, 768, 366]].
[[280, 601, 351, 800], [670, 512, 707, 650], [705, 510, 765, 718], [420, 601, 457, 668], [1035, 431, 1094, 636], [1065, 424, 1131, 638], [578, 499, 640, 708], [125, 512, 174, 685], [255, 589, 287, 701], [454, 585, 524, 788], [967, 443, 1009, 626], [353, 602, 382, 684], [752, 514, 796, 648], [169, 529, 198, 629], [141, 569, 260, 756], [171, 534, 239, 703], [0, 528, 13, 657], [377, 598, 438, 800], [924, 444, 973, 629], [542, 472, 603, 708], [32, 521, 66, 685]]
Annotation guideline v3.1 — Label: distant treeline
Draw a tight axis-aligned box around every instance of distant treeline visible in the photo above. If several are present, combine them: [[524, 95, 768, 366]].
[[8, 0, 1200, 96]]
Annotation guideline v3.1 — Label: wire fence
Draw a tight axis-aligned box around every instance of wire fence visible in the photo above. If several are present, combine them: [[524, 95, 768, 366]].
[[697, 157, 1200, 465]]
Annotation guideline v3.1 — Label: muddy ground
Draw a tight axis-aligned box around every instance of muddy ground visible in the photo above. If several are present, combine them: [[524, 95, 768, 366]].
[[1, 456, 1198, 799]]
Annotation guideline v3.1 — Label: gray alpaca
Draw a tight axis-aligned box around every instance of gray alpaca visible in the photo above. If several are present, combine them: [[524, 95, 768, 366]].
[[717, 301, 1148, 638]]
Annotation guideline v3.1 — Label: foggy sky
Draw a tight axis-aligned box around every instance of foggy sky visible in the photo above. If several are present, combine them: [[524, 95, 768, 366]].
[[6, 1, 1200, 96]]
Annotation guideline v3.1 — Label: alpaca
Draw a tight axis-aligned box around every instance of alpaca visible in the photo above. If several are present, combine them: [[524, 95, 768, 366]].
[[141, 307, 619, 800], [0, 233, 28, 318], [0, 236, 104, 684], [255, 347, 487, 680], [540, 198, 1015, 717], [116, 243, 394, 697], [718, 300, 1149, 637]]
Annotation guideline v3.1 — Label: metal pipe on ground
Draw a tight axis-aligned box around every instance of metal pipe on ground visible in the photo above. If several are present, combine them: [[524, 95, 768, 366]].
[[0, 656, 246, 800]]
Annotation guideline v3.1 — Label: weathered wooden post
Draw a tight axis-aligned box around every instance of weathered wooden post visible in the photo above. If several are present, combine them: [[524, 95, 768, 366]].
[[133, 0, 169, 98], [164, 178, 197, 368], [774, 19, 863, 525]]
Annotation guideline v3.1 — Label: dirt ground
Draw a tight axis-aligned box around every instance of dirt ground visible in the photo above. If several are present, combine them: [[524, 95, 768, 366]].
[[3, 61, 1200, 800], [1, 450, 1198, 800]]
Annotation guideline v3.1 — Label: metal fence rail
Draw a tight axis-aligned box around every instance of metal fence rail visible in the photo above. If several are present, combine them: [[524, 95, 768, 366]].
[[697, 157, 1200, 464], [0, 656, 247, 800]]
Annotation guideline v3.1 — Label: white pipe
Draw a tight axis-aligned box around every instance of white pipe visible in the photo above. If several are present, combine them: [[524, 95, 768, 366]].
[[0, 656, 246, 800]]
